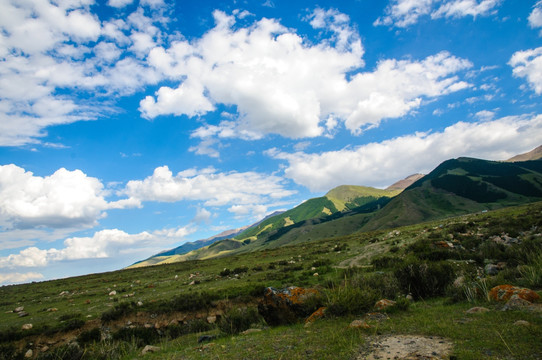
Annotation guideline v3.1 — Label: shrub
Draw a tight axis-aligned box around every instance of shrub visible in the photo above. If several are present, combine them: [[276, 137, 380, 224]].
[[166, 319, 214, 339], [112, 327, 159, 347], [77, 328, 101, 346], [218, 307, 262, 335], [394, 259, 455, 299], [36, 344, 84, 360], [219, 268, 231, 276], [371, 255, 404, 270], [0, 344, 23, 360], [351, 272, 400, 300], [325, 285, 379, 317], [101, 302, 135, 323]]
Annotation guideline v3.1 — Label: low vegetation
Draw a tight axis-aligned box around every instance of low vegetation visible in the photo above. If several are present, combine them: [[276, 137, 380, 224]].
[[0, 201, 541, 359]]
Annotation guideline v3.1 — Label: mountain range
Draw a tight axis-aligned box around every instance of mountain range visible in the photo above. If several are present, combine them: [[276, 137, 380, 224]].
[[129, 146, 542, 268]]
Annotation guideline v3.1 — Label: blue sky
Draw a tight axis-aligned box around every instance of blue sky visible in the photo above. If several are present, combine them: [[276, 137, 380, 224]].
[[1, 0, 542, 285]]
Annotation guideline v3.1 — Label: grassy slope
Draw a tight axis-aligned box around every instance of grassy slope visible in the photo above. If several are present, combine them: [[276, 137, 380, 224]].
[[1, 202, 542, 359]]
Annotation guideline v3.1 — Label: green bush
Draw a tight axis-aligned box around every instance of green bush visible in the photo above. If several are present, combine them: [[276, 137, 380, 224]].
[[166, 319, 214, 339], [0, 344, 23, 360], [77, 328, 101, 346], [112, 327, 160, 347], [218, 307, 262, 335], [101, 302, 135, 323], [394, 259, 455, 299], [325, 285, 379, 317], [36, 344, 84, 360]]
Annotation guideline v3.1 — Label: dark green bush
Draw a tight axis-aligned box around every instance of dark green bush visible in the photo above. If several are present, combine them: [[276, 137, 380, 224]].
[[394, 259, 455, 299], [0, 344, 23, 360], [36, 344, 83, 360], [325, 286, 379, 317], [166, 319, 214, 339], [218, 307, 262, 335], [101, 302, 135, 323], [77, 328, 101, 346], [112, 327, 160, 347], [219, 268, 231, 276], [371, 255, 404, 270]]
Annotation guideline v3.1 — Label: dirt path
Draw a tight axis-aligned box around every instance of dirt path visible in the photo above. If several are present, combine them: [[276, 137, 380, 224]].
[[357, 334, 453, 360]]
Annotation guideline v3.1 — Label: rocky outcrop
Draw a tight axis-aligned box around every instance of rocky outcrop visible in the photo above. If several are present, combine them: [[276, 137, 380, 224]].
[[374, 299, 396, 311], [258, 287, 320, 326], [489, 285, 540, 303]]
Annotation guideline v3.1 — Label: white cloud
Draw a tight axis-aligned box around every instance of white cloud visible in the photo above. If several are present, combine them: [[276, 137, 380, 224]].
[[268, 114, 542, 191], [0, 165, 110, 230], [142, 10, 470, 140], [121, 166, 296, 207], [0, 226, 194, 269], [510, 47, 542, 94], [375, 0, 502, 28], [432, 0, 502, 19], [0, 272, 44, 285], [228, 204, 268, 219], [529, 1, 542, 33], [474, 110, 495, 121], [108, 0, 134, 8], [374, 0, 434, 28]]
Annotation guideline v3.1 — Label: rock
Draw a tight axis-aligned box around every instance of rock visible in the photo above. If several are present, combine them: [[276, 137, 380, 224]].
[[453, 276, 465, 288], [364, 312, 389, 322], [47, 308, 58, 312], [348, 319, 371, 329], [241, 328, 262, 335], [41, 346, 49, 352], [18, 311, 29, 317], [137, 301, 143, 306], [141, 345, 160, 355], [59, 291, 69, 296], [374, 299, 396, 311], [206, 315, 217, 324], [313, 272, 319, 277], [21, 324, 33, 330], [502, 297, 532, 311], [108, 290, 117, 296], [14, 306, 24, 313], [489, 285, 540, 303], [305, 307, 327, 325], [485, 264, 499, 276], [24, 349, 33, 358], [466, 307, 490, 314], [514, 320, 530, 327], [258, 286, 320, 326], [198, 335, 216, 343], [189, 280, 196, 285]]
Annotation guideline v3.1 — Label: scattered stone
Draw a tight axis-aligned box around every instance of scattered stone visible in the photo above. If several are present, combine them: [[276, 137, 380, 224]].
[[41, 346, 49, 352], [502, 297, 532, 311], [59, 291, 69, 296], [514, 320, 530, 327], [485, 264, 499, 276], [374, 299, 396, 311], [313, 273, 319, 277], [18, 311, 29, 317], [14, 306, 24, 313], [258, 286, 321, 326], [189, 280, 196, 286], [364, 312, 389, 322], [358, 335, 452, 360], [108, 290, 117, 296], [21, 324, 33, 330], [144, 323, 153, 329], [489, 285, 540, 303], [348, 319, 371, 329], [206, 315, 217, 324], [175, 275, 178, 279], [141, 345, 160, 355], [137, 301, 143, 306], [24, 349, 33, 358], [198, 335, 217, 343], [241, 328, 262, 335], [453, 276, 465, 288], [305, 307, 327, 326], [466, 307, 490, 314]]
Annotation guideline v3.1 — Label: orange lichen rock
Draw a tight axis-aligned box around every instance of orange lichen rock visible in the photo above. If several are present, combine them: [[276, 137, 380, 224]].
[[305, 306, 327, 324], [258, 286, 321, 326], [374, 299, 396, 311], [489, 285, 540, 303]]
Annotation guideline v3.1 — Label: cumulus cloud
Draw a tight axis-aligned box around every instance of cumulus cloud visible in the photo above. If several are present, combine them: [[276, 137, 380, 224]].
[[0, 165, 110, 230], [0, 272, 44, 285], [510, 47, 542, 94], [142, 10, 470, 141], [529, 1, 542, 34], [121, 166, 296, 207], [0, 0, 164, 146], [0, 226, 194, 269], [267, 114, 542, 191], [375, 0, 502, 28]]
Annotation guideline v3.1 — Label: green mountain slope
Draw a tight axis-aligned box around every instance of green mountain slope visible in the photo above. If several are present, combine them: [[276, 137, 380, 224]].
[[362, 157, 542, 231]]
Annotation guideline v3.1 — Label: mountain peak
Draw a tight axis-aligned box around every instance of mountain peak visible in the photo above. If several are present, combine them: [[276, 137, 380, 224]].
[[386, 174, 425, 191], [506, 145, 542, 162]]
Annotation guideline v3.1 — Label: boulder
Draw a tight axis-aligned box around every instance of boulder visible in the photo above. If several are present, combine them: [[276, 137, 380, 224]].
[[489, 285, 540, 303], [305, 307, 327, 325], [258, 287, 320, 326], [348, 319, 371, 329], [485, 264, 499, 276], [141, 345, 160, 355], [374, 299, 396, 311], [21, 324, 33, 330]]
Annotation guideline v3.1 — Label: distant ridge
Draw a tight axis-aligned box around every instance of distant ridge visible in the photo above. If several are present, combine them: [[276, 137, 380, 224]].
[[506, 145, 542, 162], [386, 174, 425, 190]]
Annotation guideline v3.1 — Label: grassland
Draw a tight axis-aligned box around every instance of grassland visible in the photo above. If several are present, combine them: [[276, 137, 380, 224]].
[[1, 202, 541, 359]]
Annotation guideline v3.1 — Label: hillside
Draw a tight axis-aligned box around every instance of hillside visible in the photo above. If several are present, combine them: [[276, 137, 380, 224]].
[[386, 173, 425, 190], [362, 157, 542, 231], [506, 145, 542, 162]]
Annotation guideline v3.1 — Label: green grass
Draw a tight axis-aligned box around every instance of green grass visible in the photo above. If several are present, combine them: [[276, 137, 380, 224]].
[[1, 201, 541, 359]]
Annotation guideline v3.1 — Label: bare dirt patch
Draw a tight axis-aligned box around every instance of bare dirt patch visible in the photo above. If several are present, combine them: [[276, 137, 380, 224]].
[[357, 334, 453, 360]]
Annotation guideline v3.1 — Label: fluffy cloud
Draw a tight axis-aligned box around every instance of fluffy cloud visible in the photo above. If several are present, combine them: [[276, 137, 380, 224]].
[[122, 166, 296, 207], [0, 272, 44, 285], [0, 165, 111, 230], [0, 226, 193, 269], [142, 10, 470, 140], [0, 0, 165, 146], [529, 1, 542, 33], [510, 47, 542, 94], [375, 0, 502, 28], [268, 114, 542, 191]]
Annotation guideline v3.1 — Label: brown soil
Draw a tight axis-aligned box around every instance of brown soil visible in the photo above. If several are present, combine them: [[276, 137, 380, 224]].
[[357, 334, 453, 360]]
